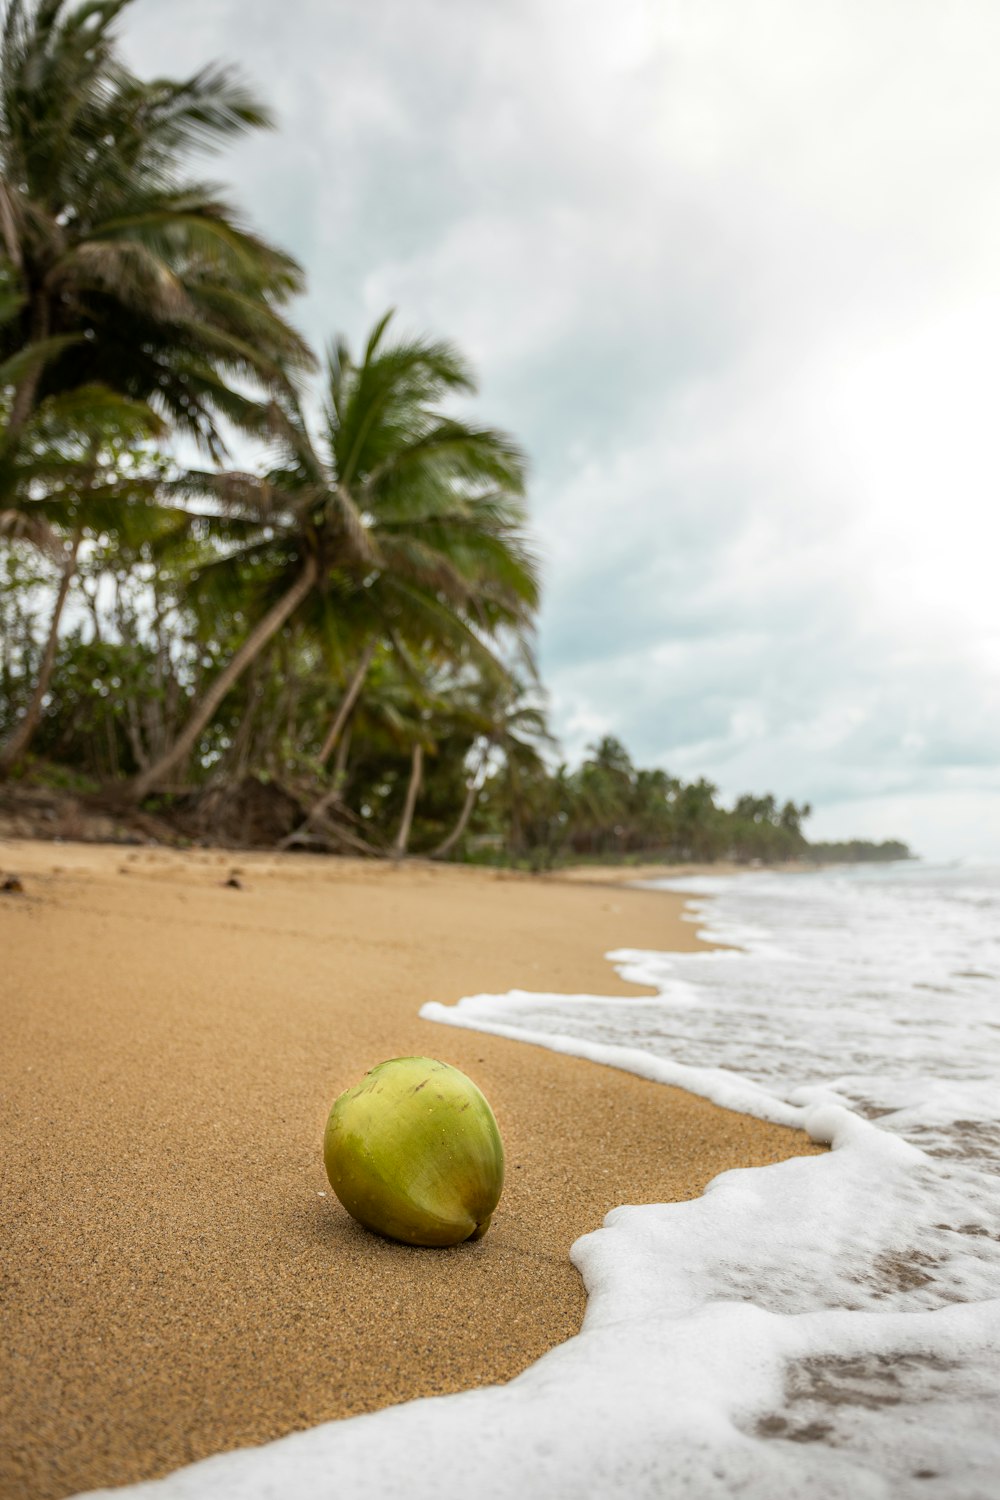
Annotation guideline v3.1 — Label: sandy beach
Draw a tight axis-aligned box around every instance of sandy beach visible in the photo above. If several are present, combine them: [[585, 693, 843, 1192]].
[[1, 843, 824, 1500]]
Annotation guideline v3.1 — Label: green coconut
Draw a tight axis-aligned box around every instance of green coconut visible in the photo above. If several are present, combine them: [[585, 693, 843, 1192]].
[[324, 1057, 505, 1247]]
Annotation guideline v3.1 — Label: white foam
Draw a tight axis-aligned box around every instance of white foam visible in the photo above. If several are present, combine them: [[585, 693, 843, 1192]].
[[76, 863, 1000, 1499]]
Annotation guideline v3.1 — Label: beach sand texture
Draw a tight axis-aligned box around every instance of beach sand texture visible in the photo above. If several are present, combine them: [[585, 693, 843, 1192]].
[[0, 844, 824, 1500]]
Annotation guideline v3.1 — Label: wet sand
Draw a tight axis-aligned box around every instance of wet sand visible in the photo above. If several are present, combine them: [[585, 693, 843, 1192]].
[[0, 843, 824, 1499]]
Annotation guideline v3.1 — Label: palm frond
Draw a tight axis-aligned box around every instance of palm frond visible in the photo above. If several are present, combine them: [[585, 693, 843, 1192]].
[[94, 202, 305, 300], [0, 180, 24, 267], [55, 238, 194, 319], [367, 420, 527, 498], [0, 502, 61, 554], [0, 330, 81, 388], [0, 0, 312, 455], [32, 382, 165, 443], [126, 63, 275, 156]]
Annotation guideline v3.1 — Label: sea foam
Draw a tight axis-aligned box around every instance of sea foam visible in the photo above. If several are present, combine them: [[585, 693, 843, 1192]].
[[78, 863, 1000, 1499]]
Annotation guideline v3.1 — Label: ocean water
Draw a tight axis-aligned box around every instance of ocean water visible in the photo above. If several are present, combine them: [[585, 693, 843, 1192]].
[[80, 863, 1000, 1500]]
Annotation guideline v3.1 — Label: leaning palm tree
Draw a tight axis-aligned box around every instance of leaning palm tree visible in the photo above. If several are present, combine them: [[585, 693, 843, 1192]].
[[127, 312, 540, 800], [0, 0, 312, 450]]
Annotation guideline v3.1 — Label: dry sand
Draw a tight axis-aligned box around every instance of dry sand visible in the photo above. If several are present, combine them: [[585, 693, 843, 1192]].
[[0, 842, 824, 1500]]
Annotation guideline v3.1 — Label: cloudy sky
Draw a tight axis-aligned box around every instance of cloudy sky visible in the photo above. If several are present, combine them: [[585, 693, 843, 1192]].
[[122, 0, 1000, 859]]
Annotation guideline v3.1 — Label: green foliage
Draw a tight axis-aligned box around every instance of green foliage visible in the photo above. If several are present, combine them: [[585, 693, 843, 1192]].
[[205, 311, 540, 667], [0, 0, 312, 454], [31, 630, 151, 778], [0, 506, 911, 860]]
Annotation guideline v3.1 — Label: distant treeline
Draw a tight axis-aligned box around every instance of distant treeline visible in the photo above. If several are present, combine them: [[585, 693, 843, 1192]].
[[464, 738, 913, 869], [800, 839, 913, 865]]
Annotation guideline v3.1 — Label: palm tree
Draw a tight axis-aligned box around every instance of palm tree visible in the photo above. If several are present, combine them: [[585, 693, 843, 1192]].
[[431, 674, 552, 859], [0, 0, 312, 772], [674, 776, 721, 859], [568, 738, 634, 854], [0, 366, 165, 772], [128, 313, 540, 800], [632, 766, 681, 851], [0, 0, 312, 451], [284, 651, 434, 855]]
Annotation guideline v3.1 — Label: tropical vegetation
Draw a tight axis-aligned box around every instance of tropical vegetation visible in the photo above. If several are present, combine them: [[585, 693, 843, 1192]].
[[0, 0, 911, 868]]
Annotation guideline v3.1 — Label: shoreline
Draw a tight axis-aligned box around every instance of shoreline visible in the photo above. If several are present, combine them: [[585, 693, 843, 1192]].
[[1, 841, 824, 1500]]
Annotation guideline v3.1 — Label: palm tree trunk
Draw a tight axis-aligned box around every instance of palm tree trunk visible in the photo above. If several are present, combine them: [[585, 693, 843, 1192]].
[[0, 528, 81, 777], [0, 528, 81, 780], [393, 743, 424, 860], [277, 721, 359, 853], [275, 650, 373, 849], [225, 654, 262, 779], [331, 719, 353, 791], [128, 559, 317, 801], [318, 641, 375, 762], [508, 763, 523, 857], [431, 744, 488, 859]]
